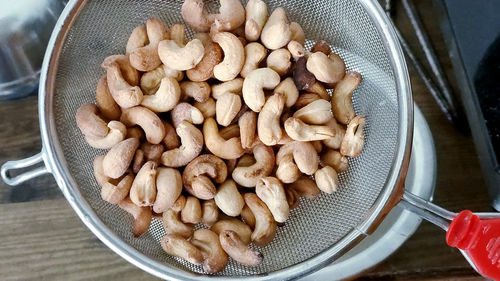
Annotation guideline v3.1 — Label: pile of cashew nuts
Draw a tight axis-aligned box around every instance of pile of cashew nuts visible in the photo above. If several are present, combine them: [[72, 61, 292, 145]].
[[75, 0, 366, 273]]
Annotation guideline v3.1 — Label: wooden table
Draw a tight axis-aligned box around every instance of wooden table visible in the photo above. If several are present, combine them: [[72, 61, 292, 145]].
[[0, 1, 492, 280]]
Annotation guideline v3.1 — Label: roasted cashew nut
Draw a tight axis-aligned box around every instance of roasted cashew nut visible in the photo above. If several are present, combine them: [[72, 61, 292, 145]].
[[293, 56, 316, 91], [275, 154, 301, 184], [201, 199, 219, 227], [158, 39, 204, 71], [284, 117, 335, 141], [216, 93, 242, 127], [275, 77, 299, 108], [213, 32, 245, 82], [257, 93, 285, 145], [256, 177, 289, 223], [285, 187, 300, 210], [293, 99, 333, 125], [186, 41, 223, 82], [322, 117, 346, 150], [306, 51, 346, 84], [180, 81, 211, 103], [307, 81, 331, 100], [276, 141, 318, 176], [118, 197, 152, 237], [289, 22, 305, 46], [266, 48, 292, 76], [103, 138, 140, 179], [321, 149, 349, 173], [314, 165, 339, 194], [126, 24, 148, 54], [211, 0, 245, 32], [214, 179, 245, 216], [101, 174, 134, 204], [171, 102, 205, 127], [153, 167, 182, 213], [219, 124, 240, 140], [140, 142, 163, 162], [219, 230, 263, 266], [240, 205, 256, 229], [238, 111, 257, 149], [161, 121, 203, 167], [212, 78, 244, 100], [141, 77, 181, 112], [162, 195, 194, 238], [93, 155, 110, 187], [211, 218, 252, 245], [183, 154, 228, 200], [288, 175, 321, 199], [194, 97, 216, 119], [120, 106, 166, 144], [181, 196, 202, 224], [161, 234, 204, 265], [331, 71, 362, 125], [294, 93, 321, 109], [181, 0, 214, 32], [170, 23, 186, 47], [244, 0, 268, 42], [76, 103, 109, 139], [260, 7, 291, 50], [243, 193, 277, 246], [130, 161, 158, 207], [287, 40, 305, 61], [242, 68, 280, 112], [101, 57, 142, 108], [96, 75, 121, 120], [140, 64, 183, 95], [240, 42, 266, 78], [129, 18, 169, 71], [340, 115, 365, 157], [203, 118, 245, 159], [162, 121, 180, 150], [191, 229, 229, 273]]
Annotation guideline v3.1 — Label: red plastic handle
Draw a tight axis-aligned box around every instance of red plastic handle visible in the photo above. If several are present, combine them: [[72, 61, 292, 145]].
[[447, 210, 500, 280]]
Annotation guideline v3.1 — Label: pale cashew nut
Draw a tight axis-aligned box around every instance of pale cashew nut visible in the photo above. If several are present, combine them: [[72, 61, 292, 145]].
[[242, 68, 280, 112], [170, 23, 186, 47], [96, 75, 121, 120], [285, 187, 300, 209], [331, 71, 362, 125], [311, 140, 323, 153], [181, 196, 202, 224], [101, 54, 139, 85], [85, 121, 126, 150], [161, 121, 203, 167], [93, 155, 109, 187], [340, 116, 366, 157], [161, 234, 204, 265], [260, 7, 291, 50], [274, 77, 299, 108], [171, 102, 204, 127], [213, 32, 245, 82], [141, 77, 181, 112], [238, 111, 257, 149], [314, 166, 339, 194], [76, 103, 108, 138], [212, 78, 244, 100], [101, 174, 134, 204], [126, 25, 148, 53], [103, 138, 139, 179], [287, 40, 306, 61], [293, 56, 316, 91], [255, 177, 289, 223], [120, 106, 166, 144], [191, 229, 229, 273], [201, 199, 219, 227], [153, 167, 182, 213], [129, 18, 169, 71], [240, 205, 256, 229], [322, 117, 345, 150], [186, 41, 223, 82], [243, 193, 276, 246], [214, 179, 244, 217], [244, 0, 268, 41], [203, 118, 245, 159], [158, 39, 204, 71], [321, 149, 349, 173], [216, 93, 242, 126], [293, 99, 333, 125], [257, 93, 285, 145], [183, 154, 228, 200], [102, 59, 142, 109], [181, 0, 214, 32], [288, 175, 321, 199], [266, 48, 291, 76], [140, 64, 183, 95], [294, 93, 321, 109], [277, 141, 318, 175], [275, 154, 301, 184], [118, 197, 152, 237], [194, 98, 216, 118], [219, 230, 263, 266], [162, 195, 194, 238], [284, 117, 335, 141], [240, 42, 266, 78], [306, 51, 346, 84], [130, 161, 157, 206], [211, 0, 245, 32], [289, 22, 305, 45], [219, 124, 240, 140], [211, 218, 252, 245], [323, 53, 346, 88], [180, 81, 211, 103], [162, 121, 180, 150]]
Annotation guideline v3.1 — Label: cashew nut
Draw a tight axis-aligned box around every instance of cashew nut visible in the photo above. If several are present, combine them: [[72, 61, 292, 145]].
[[321, 118, 345, 151], [340, 115, 365, 157], [285, 186, 300, 210], [161, 121, 203, 167], [76, 103, 108, 139], [96, 75, 121, 120], [169, 23, 186, 47], [161, 234, 204, 265], [158, 39, 204, 71], [240, 42, 266, 78], [180, 81, 211, 103], [216, 93, 242, 126], [213, 32, 245, 81], [219, 230, 263, 266], [266, 48, 291, 76], [284, 117, 335, 141], [314, 166, 339, 194], [211, 218, 252, 245], [129, 161, 157, 207], [238, 111, 257, 149], [203, 118, 245, 159], [321, 149, 349, 173], [103, 138, 139, 179], [306, 51, 346, 84], [275, 154, 301, 183], [288, 176, 321, 199], [126, 126, 144, 140], [219, 124, 240, 140], [86, 122, 127, 151], [181, 0, 214, 32], [242, 68, 280, 112], [293, 99, 333, 125], [194, 97, 216, 118], [129, 18, 169, 71], [126, 24, 148, 53], [244, 0, 268, 41], [201, 199, 219, 227], [101, 174, 134, 204], [243, 193, 276, 246], [257, 93, 285, 145], [212, 78, 244, 100], [293, 57, 315, 91], [255, 177, 289, 223], [311, 140, 323, 153], [307, 81, 331, 101], [102, 58, 143, 108], [240, 205, 256, 229], [118, 197, 152, 237], [213, 179, 244, 217], [141, 77, 181, 112], [294, 93, 321, 109], [191, 229, 228, 273], [162, 195, 194, 238], [211, 0, 245, 32], [289, 22, 305, 46], [311, 40, 331, 55], [101, 54, 139, 85], [132, 149, 145, 173], [140, 64, 183, 95], [183, 154, 227, 200], [153, 167, 182, 213], [260, 7, 291, 50], [186, 41, 223, 82], [276, 141, 318, 175], [140, 142, 163, 162], [120, 106, 166, 144], [181, 196, 202, 224], [93, 155, 109, 187], [171, 102, 204, 127], [162, 121, 180, 150], [331, 71, 362, 125], [287, 40, 305, 61]]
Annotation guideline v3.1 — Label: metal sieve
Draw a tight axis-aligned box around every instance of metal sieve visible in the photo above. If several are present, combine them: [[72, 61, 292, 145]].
[[2, 0, 498, 280]]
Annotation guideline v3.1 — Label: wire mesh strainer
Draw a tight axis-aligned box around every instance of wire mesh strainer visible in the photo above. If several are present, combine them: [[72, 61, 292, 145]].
[[4, 0, 499, 280]]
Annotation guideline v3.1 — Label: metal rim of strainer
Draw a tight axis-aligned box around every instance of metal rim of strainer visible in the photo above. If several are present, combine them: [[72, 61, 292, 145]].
[[37, 0, 413, 280]]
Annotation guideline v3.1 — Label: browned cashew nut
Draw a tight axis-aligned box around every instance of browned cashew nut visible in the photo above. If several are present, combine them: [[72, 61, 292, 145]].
[[101, 174, 134, 204], [232, 144, 274, 187], [340, 116, 365, 157], [126, 25, 148, 53], [158, 39, 204, 71], [245, 0, 268, 42], [294, 93, 321, 109], [96, 75, 121, 120], [240, 205, 256, 229], [194, 98, 216, 119], [140, 142, 164, 162], [257, 93, 285, 146], [202, 199, 219, 227], [162, 195, 194, 238], [293, 99, 333, 125], [240, 42, 267, 78], [129, 18, 169, 72], [153, 167, 182, 213], [118, 197, 152, 237], [76, 103, 109, 139], [211, 218, 252, 245], [243, 193, 277, 246], [219, 230, 263, 266], [239, 111, 257, 149], [331, 71, 362, 124], [130, 161, 158, 207], [161, 121, 203, 167], [260, 7, 291, 50], [203, 118, 245, 159], [181, 196, 202, 224], [285, 187, 300, 209], [277, 141, 318, 176], [216, 93, 242, 127], [214, 179, 244, 216], [132, 149, 145, 173], [213, 32, 245, 81], [102, 58, 142, 109], [186, 41, 223, 82], [162, 121, 180, 150], [311, 40, 332, 55], [322, 117, 346, 150], [321, 149, 349, 173], [314, 166, 339, 194], [293, 57, 316, 91], [141, 77, 181, 113], [284, 117, 335, 141], [161, 234, 204, 265], [183, 154, 227, 200], [256, 177, 289, 223], [191, 229, 229, 273], [307, 81, 331, 101], [288, 176, 321, 199], [103, 138, 140, 179], [120, 106, 166, 144], [180, 81, 211, 103], [171, 102, 205, 127]]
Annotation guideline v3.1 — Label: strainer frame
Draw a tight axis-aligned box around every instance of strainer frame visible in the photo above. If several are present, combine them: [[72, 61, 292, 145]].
[[33, 0, 413, 280]]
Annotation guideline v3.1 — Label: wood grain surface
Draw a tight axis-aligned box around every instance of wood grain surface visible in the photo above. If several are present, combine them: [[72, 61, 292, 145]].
[[0, 0, 492, 280]]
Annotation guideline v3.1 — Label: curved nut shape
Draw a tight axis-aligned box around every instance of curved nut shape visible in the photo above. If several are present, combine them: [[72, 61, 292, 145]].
[[141, 77, 181, 112], [202, 199, 219, 227], [243, 193, 277, 246], [332, 71, 362, 124], [321, 149, 349, 173], [219, 124, 240, 140], [96, 76, 121, 120], [186, 41, 223, 82], [171, 102, 204, 127], [214, 179, 244, 216], [212, 78, 244, 100], [275, 154, 301, 184], [132, 149, 145, 174], [161, 121, 203, 167], [191, 229, 229, 273], [306, 52, 346, 84], [322, 117, 346, 150], [220, 230, 263, 266], [307, 81, 330, 100], [103, 138, 139, 179], [295, 93, 321, 109], [194, 98, 216, 118], [170, 23, 186, 46], [76, 103, 108, 139], [287, 40, 305, 61], [240, 42, 266, 78], [162, 195, 194, 238], [102, 61, 142, 109], [153, 167, 182, 213], [260, 7, 291, 50], [257, 93, 285, 146], [86, 123, 125, 158], [284, 117, 335, 141], [118, 197, 152, 237], [267, 48, 291, 76], [285, 187, 300, 209], [213, 32, 245, 81], [141, 64, 183, 95], [101, 174, 134, 204], [181, 196, 202, 224], [238, 111, 257, 149], [183, 154, 227, 200], [120, 106, 166, 144], [340, 116, 365, 157], [141, 142, 164, 162], [314, 166, 339, 194], [212, 0, 245, 32], [293, 99, 333, 125], [161, 234, 204, 265], [158, 39, 204, 71], [181, 0, 214, 32], [277, 141, 318, 175], [211, 218, 252, 245], [240, 205, 256, 229], [245, 0, 268, 41], [216, 93, 242, 127], [242, 68, 280, 112], [289, 22, 305, 45], [130, 161, 158, 207], [288, 176, 321, 199], [203, 118, 245, 159], [256, 177, 289, 223], [93, 155, 109, 187], [129, 18, 169, 71], [275, 77, 299, 108], [162, 121, 180, 150], [126, 25, 148, 53], [180, 81, 211, 103], [293, 56, 316, 91], [311, 40, 331, 55], [101, 54, 139, 86]]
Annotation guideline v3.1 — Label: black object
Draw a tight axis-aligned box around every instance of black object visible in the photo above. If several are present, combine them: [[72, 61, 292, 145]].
[[439, 0, 500, 210]]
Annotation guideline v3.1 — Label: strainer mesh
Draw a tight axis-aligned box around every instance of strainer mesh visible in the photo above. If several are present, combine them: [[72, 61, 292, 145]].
[[53, 0, 399, 277]]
